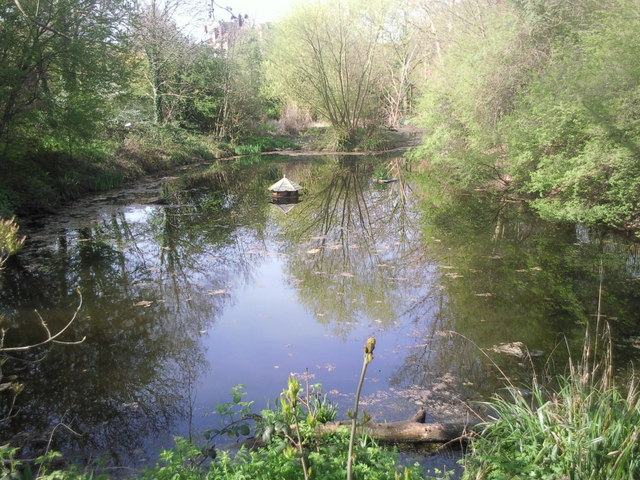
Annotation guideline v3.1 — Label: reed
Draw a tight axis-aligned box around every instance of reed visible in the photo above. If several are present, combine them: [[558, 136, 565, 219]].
[[87, 172, 124, 192], [462, 327, 640, 480]]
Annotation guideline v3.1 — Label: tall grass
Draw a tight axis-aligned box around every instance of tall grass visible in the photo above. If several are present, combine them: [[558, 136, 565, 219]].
[[0, 216, 24, 267], [87, 172, 125, 192], [462, 325, 640, 480]]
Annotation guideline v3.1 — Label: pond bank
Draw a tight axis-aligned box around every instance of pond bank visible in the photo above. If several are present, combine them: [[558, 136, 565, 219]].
[[4, 126, 421, 222]]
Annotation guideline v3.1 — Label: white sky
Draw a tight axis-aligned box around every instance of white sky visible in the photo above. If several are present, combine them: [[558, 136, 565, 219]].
[[213, 0, 299, 23], [177, 0, 302, 40]]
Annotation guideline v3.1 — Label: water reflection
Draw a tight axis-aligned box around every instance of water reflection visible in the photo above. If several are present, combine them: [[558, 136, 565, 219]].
[[1, 156, 639, 469], [386, 183, 640, 411], [0, 222, 207, 465], [274, 156, 430, 337], [0, 162, 283, 464]]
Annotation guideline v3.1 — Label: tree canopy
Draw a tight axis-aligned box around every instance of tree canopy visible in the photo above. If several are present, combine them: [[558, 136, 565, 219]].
[[0, 0, 638, 230], [410, 0, 640, 228]]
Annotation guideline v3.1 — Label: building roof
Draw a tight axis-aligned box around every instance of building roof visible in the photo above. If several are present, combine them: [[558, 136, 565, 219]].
[[268, 175, 302, 192]]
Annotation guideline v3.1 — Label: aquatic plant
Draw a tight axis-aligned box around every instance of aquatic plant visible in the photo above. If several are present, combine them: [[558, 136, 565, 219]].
[[462, 325, 640, 480], [0, 216, 24, 268]]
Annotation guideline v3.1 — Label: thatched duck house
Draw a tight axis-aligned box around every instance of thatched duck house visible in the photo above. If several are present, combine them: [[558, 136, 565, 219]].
[[268, 175, 302, 199]]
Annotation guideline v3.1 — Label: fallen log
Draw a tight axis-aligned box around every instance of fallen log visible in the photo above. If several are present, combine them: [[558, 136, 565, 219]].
[[233, 409, 481, 451], [316, 408, 480, 444]]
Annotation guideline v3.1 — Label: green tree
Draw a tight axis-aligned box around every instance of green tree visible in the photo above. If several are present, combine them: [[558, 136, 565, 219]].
[[215, 23, 272, 140], [411, 0, 640, 229], [0, 0, 131, 155], [178, 44, 226, 132], [132, 0, 194, 125], [504, 0, 640, 226], [266, 0, 390, 146], [411, 0, 535, 187]]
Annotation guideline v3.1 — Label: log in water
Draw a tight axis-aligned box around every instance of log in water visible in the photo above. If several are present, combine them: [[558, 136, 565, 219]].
[[316, 409, 480, 443]]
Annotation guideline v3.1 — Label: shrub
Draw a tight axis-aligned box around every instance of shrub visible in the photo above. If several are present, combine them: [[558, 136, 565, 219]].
[[144, 380, 453, 480], [233, 136, 297, 155], [278, 102, 312, 135]]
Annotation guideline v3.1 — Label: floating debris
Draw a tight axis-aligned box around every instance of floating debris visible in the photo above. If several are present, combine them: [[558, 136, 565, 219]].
[[489, 341, 526, 358], [207, 289, 228, 295]]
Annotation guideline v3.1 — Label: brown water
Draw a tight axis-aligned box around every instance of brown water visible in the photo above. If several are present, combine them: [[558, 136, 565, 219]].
[[1, 154, 639, 472]]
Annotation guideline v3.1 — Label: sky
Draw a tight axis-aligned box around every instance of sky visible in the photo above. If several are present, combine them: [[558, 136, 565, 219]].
[[213, 0, 300, 23], [177, 0, 304, 40]]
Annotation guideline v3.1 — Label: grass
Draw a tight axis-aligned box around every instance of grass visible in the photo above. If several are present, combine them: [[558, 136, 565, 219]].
[[462, 327, 640, 480], [0, 124, 235, 217], [87, 172, 125, 192], [0, 216, 24, 267], [233, 135, 298, 155], [295, 126, 396, 152]]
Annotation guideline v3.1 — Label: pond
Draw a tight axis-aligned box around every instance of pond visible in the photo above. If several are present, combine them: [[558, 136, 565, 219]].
[[1, 154, 640, 473]]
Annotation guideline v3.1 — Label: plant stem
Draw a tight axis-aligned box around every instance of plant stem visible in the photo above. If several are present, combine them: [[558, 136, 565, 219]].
[[293, 414, 310, 480], [347, 337, 375, 480]]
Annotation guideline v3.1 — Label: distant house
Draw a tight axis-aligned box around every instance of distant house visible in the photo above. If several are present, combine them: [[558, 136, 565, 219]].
[[208, 14, 270, 52]]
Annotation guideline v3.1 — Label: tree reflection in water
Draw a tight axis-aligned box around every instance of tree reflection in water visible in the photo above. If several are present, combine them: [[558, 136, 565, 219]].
[[275, 155, 432, 338], [388, 183, 640, 418], [1, 156, 640, 468], [0, 161, 280, 465]]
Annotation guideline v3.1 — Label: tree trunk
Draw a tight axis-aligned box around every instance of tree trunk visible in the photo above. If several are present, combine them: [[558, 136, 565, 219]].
[[316, 409, 479, 443]]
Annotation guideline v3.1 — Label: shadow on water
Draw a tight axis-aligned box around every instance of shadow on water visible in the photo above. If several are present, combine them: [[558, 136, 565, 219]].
[[1, 154, 639, 473], [0, 160, 282, 466]]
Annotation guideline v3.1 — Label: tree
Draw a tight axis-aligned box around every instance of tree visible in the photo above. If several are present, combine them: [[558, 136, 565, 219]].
[[411, 0, 640, 227], [0, 0, 132, 156], [132, 0, 195, 125], [377, 2, 430, 128], [213, 21, 272, 140], [180, 44, 227, 132], [504, 0, 640, 226], [266, 0, 390, 146]]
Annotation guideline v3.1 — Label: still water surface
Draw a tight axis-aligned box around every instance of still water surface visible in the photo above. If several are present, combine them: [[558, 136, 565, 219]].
[[1, 154, 639, 470]]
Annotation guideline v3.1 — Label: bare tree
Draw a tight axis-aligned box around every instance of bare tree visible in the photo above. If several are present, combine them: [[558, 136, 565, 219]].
[[267, 0, 388, 145]]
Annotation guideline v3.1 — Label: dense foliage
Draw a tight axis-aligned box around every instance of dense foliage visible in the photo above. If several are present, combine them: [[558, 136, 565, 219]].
[[411, 0, 640, 229], [0, 0, 273, 217], [1, 0, 638, 229]]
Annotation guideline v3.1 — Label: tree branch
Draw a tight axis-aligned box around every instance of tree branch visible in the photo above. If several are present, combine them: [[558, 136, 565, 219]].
[[1, 288, 86, 352]]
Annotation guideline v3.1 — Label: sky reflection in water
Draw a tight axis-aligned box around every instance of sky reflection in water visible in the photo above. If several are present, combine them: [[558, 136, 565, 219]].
[[1, 155, 639, 468]]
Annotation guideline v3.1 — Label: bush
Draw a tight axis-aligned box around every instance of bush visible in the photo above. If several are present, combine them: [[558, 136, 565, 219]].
[[278, 102, 312, 135], [351, 128, 393, 152], [145, 379, 452, 480], [0, 216, 24, 267]]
